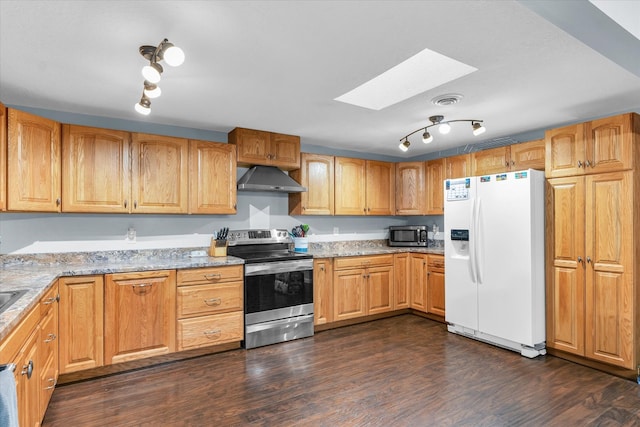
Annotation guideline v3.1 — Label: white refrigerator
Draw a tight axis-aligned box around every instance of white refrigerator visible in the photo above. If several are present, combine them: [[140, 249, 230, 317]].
[[444, 169, 546, 358]]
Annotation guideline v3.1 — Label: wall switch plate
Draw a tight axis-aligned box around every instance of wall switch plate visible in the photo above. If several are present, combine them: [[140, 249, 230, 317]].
[[333, 227, 339, 234], [189, 250, 208, 258]]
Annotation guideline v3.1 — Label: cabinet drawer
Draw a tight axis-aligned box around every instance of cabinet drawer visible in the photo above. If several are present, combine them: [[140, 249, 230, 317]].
[[40, 283, 59, 316], [177, 282, 243, 318], [177, 266, 243, 286], [177, 312, 243, 351], [334, 254, 394, 270], [427, 255, 444, 271]]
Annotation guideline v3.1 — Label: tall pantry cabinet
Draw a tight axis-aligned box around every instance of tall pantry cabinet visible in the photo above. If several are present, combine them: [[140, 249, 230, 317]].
[[545, 112, 640, 370]]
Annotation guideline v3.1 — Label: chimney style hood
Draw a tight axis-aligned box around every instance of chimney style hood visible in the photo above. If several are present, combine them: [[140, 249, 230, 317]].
[[237, 166, 307, 193]]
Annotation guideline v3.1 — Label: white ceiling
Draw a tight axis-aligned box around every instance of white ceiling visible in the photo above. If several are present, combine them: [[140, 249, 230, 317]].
[[1, 0, 639, 159]]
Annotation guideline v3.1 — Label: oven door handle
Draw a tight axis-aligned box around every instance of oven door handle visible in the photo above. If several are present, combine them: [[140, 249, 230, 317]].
[[245, 259, 313, 276], [245, 314, 314, 333]]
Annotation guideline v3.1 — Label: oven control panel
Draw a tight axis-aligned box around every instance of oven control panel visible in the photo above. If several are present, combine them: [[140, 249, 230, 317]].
[[228, 229, 291, 245]]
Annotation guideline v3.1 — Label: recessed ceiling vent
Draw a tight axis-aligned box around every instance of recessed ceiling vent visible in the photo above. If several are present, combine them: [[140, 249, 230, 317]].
[[431, 93, 463, 106]]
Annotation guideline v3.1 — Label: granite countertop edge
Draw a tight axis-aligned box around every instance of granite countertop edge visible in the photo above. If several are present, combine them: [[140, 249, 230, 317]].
[[0, 245, 444, 342]]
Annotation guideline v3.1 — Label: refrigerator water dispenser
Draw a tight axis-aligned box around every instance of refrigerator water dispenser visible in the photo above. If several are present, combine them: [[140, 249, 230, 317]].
[[450, 229, 469, 254]]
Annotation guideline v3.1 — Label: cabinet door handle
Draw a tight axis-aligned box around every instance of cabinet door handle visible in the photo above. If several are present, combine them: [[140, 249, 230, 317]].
[[204, 330, 221, 339], [56, 198, 61, 207], [204, 273, 222, 280], [44, 333, 57, 343], [45, 378, 57, 390], [124, 199, 128, 209], [510, 160, 515, 166], [43, 296, 57, 305], [132, 283, 152, 294], [21, 360, 33, 379], [204, 298, 222, 306], [134, 200, 138, 209], [586, 256, 592, 264], [584, 160, 591, 168], [577, 160, 583, 168], [320, 266, 325, 272], [577, 256, 584, 265]]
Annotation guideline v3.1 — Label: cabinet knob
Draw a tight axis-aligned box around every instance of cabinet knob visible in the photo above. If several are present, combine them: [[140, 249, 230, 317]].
[[124, 199, 128, 208], [21, 360, 33, 379], [577, 256, 583, 264], [56, 198, 61, 207], [44, 333, 57, 343], [577, 160, 583, 168], [320, 266, 325, 272], [586, 256, 592, 264]]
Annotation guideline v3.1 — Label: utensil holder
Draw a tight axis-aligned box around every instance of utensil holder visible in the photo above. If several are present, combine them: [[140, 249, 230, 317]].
[[209, 238, 228, 257], [293, 237, 308, 252]]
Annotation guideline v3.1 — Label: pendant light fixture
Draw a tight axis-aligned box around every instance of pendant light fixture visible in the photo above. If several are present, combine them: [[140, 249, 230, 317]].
[[134, 38, 184, 115], [399, 115, 486, 151]]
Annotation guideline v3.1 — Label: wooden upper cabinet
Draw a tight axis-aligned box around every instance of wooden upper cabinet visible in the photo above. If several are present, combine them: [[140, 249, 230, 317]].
[[7, 109, 61, 211], [335, 156, 366, 215], [0, 102, 6, 211], [228, 127, 300, 170], [585, 113, 636, 174], [131, 133, 188, 214], [269, 132, 301, 169], [289, 153, 334, 215], [546, 113, 638, 178], [395, 161, 425, 215], [365, 160, 395, 215], [61, 125, 131, 213], [444, 153, 470, 179], [425, 159, 445, 215], [510, 139, 545, 171], [188, 140, 236, 214], [472, 146, 510, 176]]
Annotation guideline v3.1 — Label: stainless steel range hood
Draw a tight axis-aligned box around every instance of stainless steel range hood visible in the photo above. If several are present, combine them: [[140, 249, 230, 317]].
[[237, 166, 307, 193]]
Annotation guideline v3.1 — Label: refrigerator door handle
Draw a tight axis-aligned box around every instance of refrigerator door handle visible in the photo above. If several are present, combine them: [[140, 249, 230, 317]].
[[475, 198, 483, 285], [469, 197, 477, 284]]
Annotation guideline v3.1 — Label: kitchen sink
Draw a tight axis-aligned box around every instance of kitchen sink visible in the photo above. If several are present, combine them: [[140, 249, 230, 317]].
[[0, 290, 28, 315]]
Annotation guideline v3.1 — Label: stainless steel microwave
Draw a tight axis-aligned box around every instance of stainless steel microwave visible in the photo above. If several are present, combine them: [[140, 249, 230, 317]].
[[388, 225, 428, 247]]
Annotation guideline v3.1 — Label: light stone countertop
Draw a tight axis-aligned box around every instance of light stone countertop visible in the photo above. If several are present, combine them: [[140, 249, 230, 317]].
[[0, 242, 444, 342]]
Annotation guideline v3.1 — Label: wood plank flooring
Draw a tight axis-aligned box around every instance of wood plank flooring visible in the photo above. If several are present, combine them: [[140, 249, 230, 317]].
[[42, 315, 640, 426]]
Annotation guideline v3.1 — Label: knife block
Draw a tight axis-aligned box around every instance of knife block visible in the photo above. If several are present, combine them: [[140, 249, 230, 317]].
[[209, 238, 228, 257]]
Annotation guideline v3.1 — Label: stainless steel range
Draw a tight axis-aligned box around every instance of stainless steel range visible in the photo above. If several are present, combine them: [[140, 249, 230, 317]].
[[227, 229, 314, 349]]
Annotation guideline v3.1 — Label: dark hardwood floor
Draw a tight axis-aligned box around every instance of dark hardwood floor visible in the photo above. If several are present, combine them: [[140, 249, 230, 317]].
[[43, 315, 640, 426]]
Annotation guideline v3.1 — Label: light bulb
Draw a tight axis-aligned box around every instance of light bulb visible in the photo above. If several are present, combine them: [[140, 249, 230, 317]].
[[162, 44, 185, 67], [422, 131, 433, 144], [399, 140, 410, 152], [135, 102, 151, 115], [143, 82, 162, 99], [472, 122, 486, 136], [438, 122, 451, 134], [142, 63, 162, 83]]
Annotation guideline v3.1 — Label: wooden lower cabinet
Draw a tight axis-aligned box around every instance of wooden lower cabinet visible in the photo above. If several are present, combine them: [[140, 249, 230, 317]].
[[313, 258, 333, 325], [59, 275, 104, 373], [409, 253, 428, 312], [176, 266, 244, 351], [393, 253, 411, 309], [105, 270, 176, 365], [333, 255, 394, 321], [426, 255, 445, 317], [0, 283, 60, 427]]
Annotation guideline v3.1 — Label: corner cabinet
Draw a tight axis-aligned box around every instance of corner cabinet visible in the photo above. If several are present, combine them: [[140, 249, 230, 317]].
[[188, 140, 237, 214], [131, 133, 189, 214], [334, 157, 394, 215], [228, 127, 300, 170], [289, 153, 335, 215], [61, 124, 131, 213], [7, 108, 61, 211], [104, 270, 176, 365], [0, 102, 6, 211]]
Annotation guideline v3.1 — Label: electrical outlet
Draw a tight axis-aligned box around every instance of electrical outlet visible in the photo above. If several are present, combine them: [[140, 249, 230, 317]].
[[333, 227, 339, 234]]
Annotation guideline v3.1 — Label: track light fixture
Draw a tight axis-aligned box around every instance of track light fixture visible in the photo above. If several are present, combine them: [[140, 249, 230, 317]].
[[134, 38, 184, 115], [399, 115, 486, 151]]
